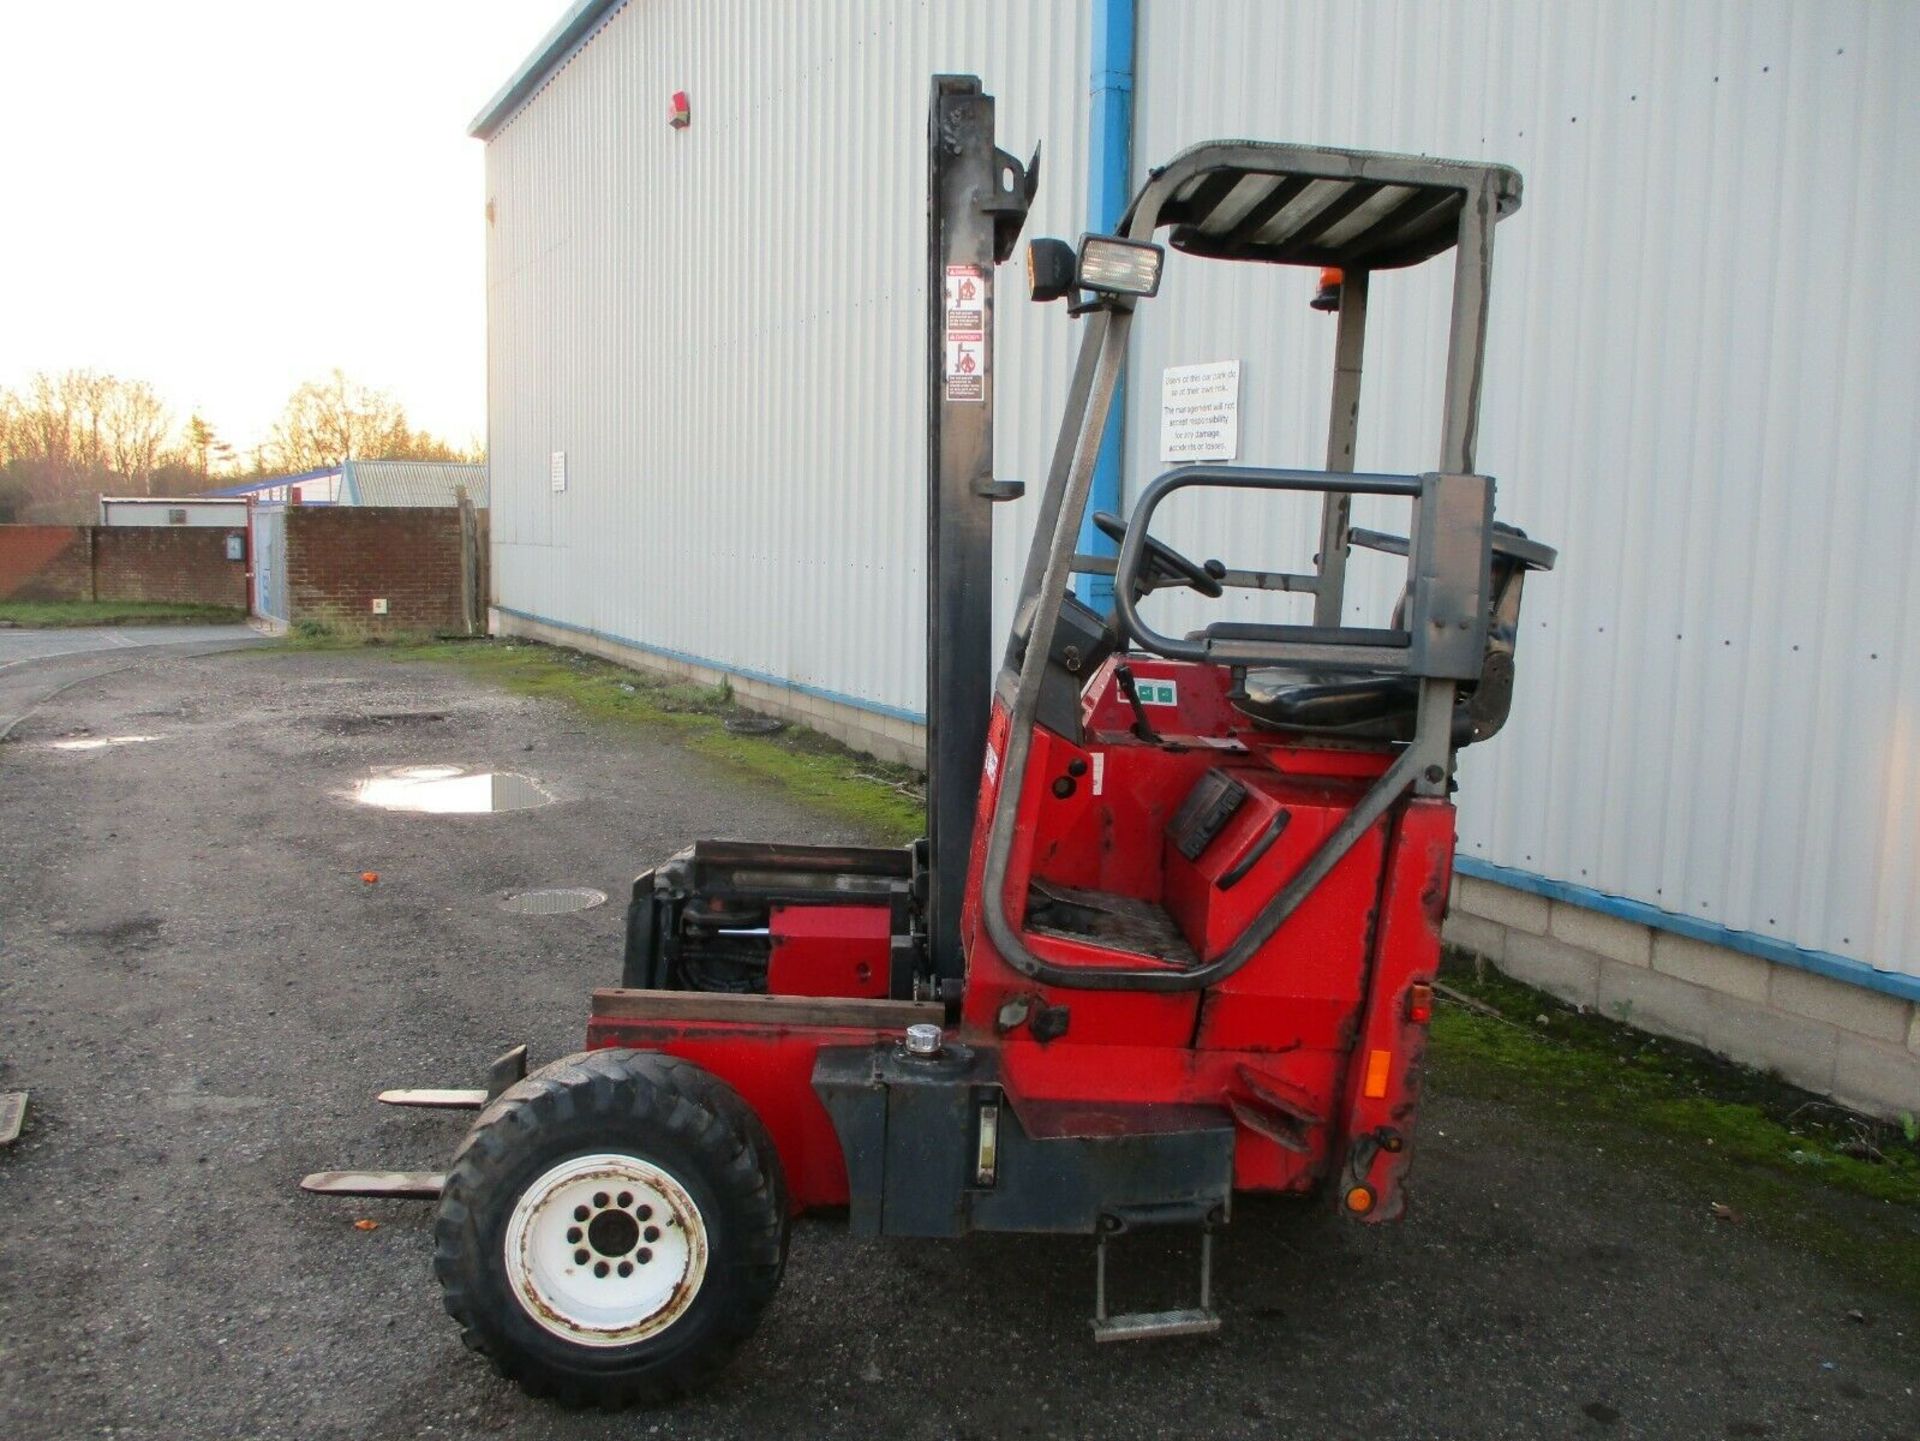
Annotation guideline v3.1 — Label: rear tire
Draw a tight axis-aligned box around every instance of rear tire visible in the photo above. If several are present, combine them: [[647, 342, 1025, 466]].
[[433, 1049, 788, 1407]]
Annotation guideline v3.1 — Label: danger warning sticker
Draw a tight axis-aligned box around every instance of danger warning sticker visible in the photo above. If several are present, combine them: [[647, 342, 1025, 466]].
[[944, 264, 986, 402], [944, 338, 984, 398]]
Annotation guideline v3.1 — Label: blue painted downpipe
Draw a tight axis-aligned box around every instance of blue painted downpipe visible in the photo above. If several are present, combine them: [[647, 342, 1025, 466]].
[[1074, 0, 1135, 608]]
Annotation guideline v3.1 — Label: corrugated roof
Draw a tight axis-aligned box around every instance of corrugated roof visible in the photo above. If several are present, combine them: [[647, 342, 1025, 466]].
[[342, 460, 488, 508], [469, 0, 625, 141]]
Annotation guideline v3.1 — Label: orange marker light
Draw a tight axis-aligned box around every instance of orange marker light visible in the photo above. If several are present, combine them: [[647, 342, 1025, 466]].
[[1362, 1048, 1392, 1099], [1345, 1184, 1375, 1214]]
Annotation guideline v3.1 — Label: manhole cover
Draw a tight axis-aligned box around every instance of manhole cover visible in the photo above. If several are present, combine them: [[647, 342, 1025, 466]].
[[501, 887, 607, 916]]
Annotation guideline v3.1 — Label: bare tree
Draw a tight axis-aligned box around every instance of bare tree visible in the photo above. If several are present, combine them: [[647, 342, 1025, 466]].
[[103, 379, 172, 496], [266, 369, 479, 470], [270, 369, 409, 471], [1, 370, 199, 518], [4, 371, 110, 518]]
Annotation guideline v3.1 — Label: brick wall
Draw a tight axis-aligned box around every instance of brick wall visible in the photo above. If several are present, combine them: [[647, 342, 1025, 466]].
[[0, 526, 93, 601], [286, 506, 485, 634], [0, 524, 246, 606], [92, 527, 248, 607]]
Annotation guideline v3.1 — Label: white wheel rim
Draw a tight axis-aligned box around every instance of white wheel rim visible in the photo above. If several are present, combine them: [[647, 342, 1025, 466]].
[[503, 1152, 708, 1347]]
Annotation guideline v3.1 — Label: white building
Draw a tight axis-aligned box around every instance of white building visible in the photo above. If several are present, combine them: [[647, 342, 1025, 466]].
[[471, 0, 1920, 1116], [98, 496, 250, 528]]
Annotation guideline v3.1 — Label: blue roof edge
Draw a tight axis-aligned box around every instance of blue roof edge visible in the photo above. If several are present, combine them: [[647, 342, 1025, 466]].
[[205, 466, 341, 497], [469, 0, 626, 140]]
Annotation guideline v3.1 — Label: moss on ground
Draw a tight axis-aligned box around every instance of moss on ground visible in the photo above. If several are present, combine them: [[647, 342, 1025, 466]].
[[279, 631, 926, 844], [0, 599, 246, 627], [1431, 954, 1920, 1301]]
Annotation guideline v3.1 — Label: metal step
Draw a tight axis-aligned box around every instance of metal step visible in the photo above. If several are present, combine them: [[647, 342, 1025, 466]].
[[1094, 1307, 1222, 1343], [300, 1170, 445, 1200], [378, 1088, 488, 1110], [0, 1091, 26, 1146], [1092, 1223, 1221, 1342]]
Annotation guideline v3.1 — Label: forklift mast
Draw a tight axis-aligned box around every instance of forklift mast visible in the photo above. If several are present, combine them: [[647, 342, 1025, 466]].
[[924, 77, 1037, 983]]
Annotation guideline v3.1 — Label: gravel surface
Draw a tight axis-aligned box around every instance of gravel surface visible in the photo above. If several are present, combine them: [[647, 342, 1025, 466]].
[[0, 643, 1915, 1441]]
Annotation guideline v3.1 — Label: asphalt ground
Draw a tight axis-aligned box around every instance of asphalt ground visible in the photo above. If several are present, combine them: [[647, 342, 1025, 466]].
[[0, 624, 263, 741], [0, 641, 1915, 1441]]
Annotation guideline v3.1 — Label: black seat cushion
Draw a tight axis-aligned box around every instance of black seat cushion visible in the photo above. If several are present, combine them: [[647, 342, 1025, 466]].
[[1233, 669, 1422, 741]]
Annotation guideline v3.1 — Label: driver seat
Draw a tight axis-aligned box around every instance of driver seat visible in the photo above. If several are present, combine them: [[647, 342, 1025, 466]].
[[1233, 669, 1433, 742], [1229, 528, 1539, 747]]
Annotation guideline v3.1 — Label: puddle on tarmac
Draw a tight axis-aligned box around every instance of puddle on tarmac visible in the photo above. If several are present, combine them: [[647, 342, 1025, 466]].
[[50, 734, 159, 751], [349, 765, 553, 814]]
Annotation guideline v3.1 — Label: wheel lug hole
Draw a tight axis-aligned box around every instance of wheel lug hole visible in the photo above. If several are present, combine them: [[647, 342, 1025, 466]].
[[616, 1191, 633, 1208], [637, 1246, 652, 1264], [593, 1261, 610, 1279], [617, 1261, 633, 1278], [591, 1191, 609, 1209], [572, 1205, 590, 1223], [636, 1204, 653, 1222], [566, 1227, 582, 1244], [573, 1248, 590, 1266]]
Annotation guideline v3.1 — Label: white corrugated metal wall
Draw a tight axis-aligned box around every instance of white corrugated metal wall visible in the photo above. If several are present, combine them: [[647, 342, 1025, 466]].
[[484, 0, 1087, 720], [1128, 0, 1919, 983], [483, 1, 1919, 985]]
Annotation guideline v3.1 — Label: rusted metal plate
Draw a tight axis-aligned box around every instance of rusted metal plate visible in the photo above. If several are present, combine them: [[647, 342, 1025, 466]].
[[0, 1091, 26, 1146], [300, 1170, 445, 1199], [377, 1089, 488, 1109], [591, 988, 942, 1030]]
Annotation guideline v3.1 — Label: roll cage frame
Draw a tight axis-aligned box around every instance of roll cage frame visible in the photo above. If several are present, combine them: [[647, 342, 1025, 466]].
[[979, 141, 1545, 992]]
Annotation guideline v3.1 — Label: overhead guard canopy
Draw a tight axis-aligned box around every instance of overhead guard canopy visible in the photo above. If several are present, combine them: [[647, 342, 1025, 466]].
[[1122, 142, 1522, 270]]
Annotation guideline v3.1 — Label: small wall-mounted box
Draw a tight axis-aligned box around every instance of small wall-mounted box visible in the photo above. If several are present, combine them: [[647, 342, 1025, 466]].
[[371, 598, 389, 615]]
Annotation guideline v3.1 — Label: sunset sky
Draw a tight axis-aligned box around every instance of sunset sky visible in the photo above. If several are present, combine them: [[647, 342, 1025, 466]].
[[0, 1, 562, 460]]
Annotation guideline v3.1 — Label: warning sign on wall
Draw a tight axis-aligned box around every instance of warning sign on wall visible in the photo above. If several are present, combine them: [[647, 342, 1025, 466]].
[[1160, 361, 1241, 462], [944, 265, 987, 402]]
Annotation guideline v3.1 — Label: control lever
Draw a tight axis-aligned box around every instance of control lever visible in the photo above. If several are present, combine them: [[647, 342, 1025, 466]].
[[1114, 664, 1159, 744]]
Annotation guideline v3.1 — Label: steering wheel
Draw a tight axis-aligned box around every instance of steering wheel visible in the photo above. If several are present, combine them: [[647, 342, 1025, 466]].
[[1093, 511, 1225, 599]]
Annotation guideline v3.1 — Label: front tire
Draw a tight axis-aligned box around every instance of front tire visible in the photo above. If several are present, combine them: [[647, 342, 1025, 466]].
[[433, 1049, 788, 1406]]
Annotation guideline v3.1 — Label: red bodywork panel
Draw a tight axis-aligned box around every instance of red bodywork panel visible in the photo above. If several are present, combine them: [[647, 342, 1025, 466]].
[[586, 1011, 874, 1209], [767, 904, 891, 998], [588, 654, 1451, 1222]]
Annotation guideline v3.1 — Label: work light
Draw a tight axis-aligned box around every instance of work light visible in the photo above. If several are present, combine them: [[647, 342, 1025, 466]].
[[1076, 235, 1164, 297]]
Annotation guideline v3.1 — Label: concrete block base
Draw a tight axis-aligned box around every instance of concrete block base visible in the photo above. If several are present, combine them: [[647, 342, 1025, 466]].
[[1449, 882, 1920, 1120]]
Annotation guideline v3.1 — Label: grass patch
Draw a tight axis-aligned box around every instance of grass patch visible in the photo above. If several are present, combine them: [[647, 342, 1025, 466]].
[[1431, 954, 1920, 1300], [282, 633, 925, 844], [0, 599, 246, 628]]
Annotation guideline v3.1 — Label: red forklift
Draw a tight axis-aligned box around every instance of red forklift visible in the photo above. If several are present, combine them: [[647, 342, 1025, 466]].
[[306, 77, 1552, 1405]]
